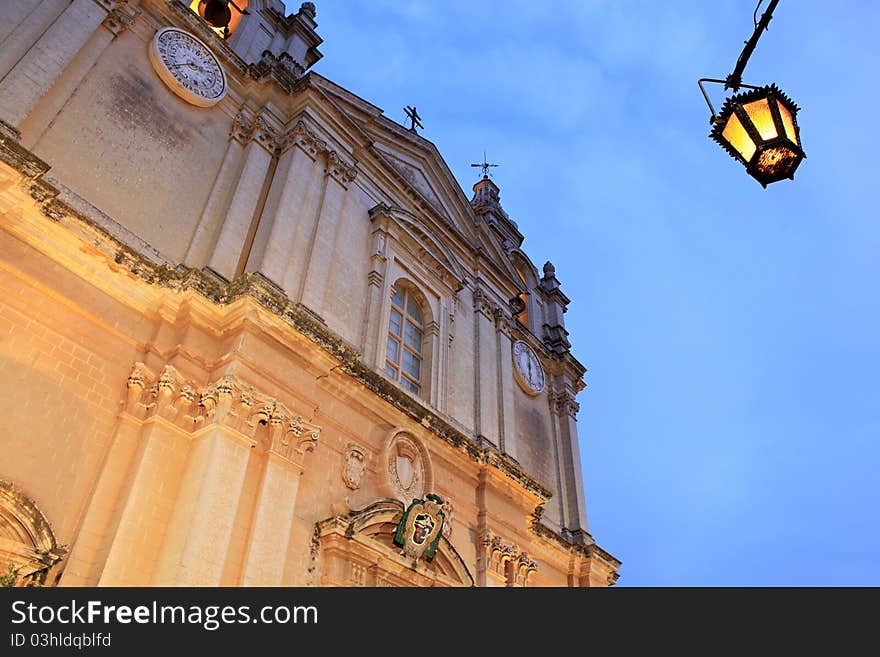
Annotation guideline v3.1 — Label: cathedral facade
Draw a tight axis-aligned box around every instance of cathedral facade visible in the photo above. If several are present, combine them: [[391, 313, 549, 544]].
[[0, 0, 619, 587]]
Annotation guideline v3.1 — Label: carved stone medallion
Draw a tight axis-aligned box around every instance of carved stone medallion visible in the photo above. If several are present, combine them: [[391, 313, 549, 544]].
[[381, 431, 432, 505], [342, 444, 367, 490]]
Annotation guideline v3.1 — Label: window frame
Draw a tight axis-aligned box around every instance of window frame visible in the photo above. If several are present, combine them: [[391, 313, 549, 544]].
[[385, 286, 425, 395]]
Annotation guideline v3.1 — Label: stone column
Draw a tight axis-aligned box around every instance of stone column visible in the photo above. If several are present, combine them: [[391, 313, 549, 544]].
[[0, 0, 108, 127], [240, 415, 319, 585], [206, 117, 276, 280]]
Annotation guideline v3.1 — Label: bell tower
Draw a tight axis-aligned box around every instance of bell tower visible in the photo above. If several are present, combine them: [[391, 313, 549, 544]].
[[188, 1, 323, 73]]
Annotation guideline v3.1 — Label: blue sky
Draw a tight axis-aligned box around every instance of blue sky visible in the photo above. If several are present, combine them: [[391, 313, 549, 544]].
[[310, 1, 880, 585]]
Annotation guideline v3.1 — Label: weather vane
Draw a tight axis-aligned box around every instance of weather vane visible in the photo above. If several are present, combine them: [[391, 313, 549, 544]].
[[404, 105, 423, 133], [471, 151, 499, 178]]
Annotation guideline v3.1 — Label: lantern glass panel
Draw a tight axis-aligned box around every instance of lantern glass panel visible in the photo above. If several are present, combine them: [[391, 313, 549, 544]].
[[775, 100, 798, 144], [721, 113, 756, 162], [742, 98, 778, 140], [755, 146, 799, 179]]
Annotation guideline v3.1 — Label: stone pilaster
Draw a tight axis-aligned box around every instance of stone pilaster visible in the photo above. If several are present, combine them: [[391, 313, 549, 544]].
[[78, 362, 321, 586], [207, 115, 276, 280], [183, 113, 252, 267], [473, 287, 499, 447], [240, 414, 319, 585], [361, 213, 391, 365], [494, 307, 518, 461], [248, 121, 322, 286], [549, 388, 589, 535]]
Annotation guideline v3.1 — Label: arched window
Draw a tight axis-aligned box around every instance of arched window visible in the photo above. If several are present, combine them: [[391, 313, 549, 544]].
[[514, 268, 530, 326], [188, 0, 250, 39], [386, 285, 426, 395], [0, 480, 63, 587]]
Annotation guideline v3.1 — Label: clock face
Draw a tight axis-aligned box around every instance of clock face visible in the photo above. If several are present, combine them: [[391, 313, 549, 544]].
[[512, 340, 545, 395], [148, 27, 227, 107]]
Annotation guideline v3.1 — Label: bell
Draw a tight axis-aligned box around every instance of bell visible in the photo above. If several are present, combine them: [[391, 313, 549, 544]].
[[198, 0, 232, 29]]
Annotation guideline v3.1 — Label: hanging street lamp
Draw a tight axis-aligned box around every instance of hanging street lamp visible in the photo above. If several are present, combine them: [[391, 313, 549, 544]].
[[698, 0, 805, 187]]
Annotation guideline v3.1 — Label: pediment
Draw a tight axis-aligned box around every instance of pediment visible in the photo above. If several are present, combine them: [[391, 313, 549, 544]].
[[315, 498, 474, 587], [370, 204, 467, 291], [308, 74, 479, 247]]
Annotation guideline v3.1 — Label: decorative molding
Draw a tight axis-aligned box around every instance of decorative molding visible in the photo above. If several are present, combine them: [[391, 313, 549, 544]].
[[279, 120, 357, 184], [248, 50, 306, 91], [101, 3, 139, 35], [368, 203, 467, 292], [229, 112, 278, 152], [342, 444, 368, 491], [380, 430, 432, 506], [315, 498, 474, 587], [482, 531, 537, 587], [123, 363, 320, 466], [440, 497, 454, 538], [529, 506, 621, 585], [549, 390, 580, 419], [473, 287, 496, 320], [366, 270, 383, 288]]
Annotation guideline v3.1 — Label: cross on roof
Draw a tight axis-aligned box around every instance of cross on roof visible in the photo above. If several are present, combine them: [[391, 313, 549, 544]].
[[404, 105, 424, 133]]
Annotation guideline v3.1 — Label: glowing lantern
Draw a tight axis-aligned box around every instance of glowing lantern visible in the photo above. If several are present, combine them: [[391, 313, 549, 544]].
[[710, 84, 805, 187]]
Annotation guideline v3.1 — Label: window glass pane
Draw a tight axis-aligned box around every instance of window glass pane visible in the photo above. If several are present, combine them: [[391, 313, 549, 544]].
[[406, 296, 423, 323], [721, 113, 756, 162], [743, 98, 777, 140], [776, 99, 798, 144], [402, 350, 421, 380], [389, 309, 402, 336], [392, 288, 404, 308], [404, 321, 422, 350], [387, 336, 400, 363], [401, 377, 420, 395], [385, 363, 398, 379]]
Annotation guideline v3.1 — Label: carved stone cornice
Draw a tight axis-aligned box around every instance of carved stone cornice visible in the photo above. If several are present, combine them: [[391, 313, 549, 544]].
[[101, 2, 138, 35], [492, 305, 515, 336], [247, 50, 306, 92], [482, 531, 537, 587], [549, 390, 580, 419], [279, 120, 358, 185], [229, 112, 278, 152], [123, 362, 320, 467], [367, 270, 383, 288], [529, 506, 620, 586], [473, 287, 496, 320]]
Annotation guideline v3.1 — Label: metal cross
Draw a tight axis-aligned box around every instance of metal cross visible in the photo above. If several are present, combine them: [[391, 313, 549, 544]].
[[404, 105, 423, 133], [471, 151, 499, 178]]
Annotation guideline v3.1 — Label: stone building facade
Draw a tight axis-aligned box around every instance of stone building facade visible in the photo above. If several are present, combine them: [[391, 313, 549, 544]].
[[0, 0, 619, 587]]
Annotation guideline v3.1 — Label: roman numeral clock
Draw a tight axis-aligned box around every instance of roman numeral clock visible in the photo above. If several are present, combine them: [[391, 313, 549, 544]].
[[148, 27, 227, 107]]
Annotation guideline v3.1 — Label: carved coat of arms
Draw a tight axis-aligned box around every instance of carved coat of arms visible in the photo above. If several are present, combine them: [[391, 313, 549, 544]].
[[393, 494, 446, 562]]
